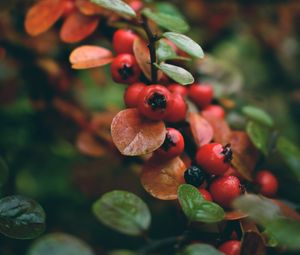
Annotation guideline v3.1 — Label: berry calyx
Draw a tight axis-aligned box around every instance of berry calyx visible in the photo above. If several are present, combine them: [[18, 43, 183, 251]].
[[209, 175, 242, 209], [196, 143, 232, 175], [255, 170, 278, 197], [218, 240, 241, 255], [188, 83, 214, 109], [198, 188, 213, 201], [202, 104, 225, 118], [156, 128, 184, 158], [112, 29, 138, 54], [184, 165, 206, 187], [165, 93, 187, 123], [124, 82, 146, 108]]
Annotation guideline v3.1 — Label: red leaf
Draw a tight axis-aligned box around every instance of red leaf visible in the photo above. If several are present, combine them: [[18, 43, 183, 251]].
[[224, 210, 247, 221], [76, 131, 105, 157], [111, 108, 166, 156], [60, 10, 99, 43], [141, 156, 186, 200], [271, 199, 300, 220], [70, 45, 114, 69], [75, 0, 104, 15], [25, 0, 65, 36], [188, 112, 213, 147]]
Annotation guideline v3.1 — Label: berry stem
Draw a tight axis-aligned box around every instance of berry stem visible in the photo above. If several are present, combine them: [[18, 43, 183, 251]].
[[141, 15, 158, 83]]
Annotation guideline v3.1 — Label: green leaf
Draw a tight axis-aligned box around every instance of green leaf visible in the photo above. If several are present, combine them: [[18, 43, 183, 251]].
[[157, 40, 190, 62], [246, 121, 270, 155], [108, 250, 136, 255], [154, 63, 194, 85], [276, 136, 300, 182], [178, 184, 224, 223], [142, 8, 189, 33], [92, 190, 151, 236], [0, 157, 9, 187], [27, 233, 95, 255], [155, 2, 185, 19], [0, 195, 45, 239], [91, 0, 136, 18], [179, 244, 223, 255], [163, 32, 204, 59], [242, 106, 274, 127]]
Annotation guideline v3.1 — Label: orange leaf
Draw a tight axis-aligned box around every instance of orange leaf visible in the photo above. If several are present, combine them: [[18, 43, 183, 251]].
[[111, 108, 166, 156], [60, 10, 99, 43], [75, 0, 104, 15], [25, 0, 65, 36], [70, 45, 113, 69], [141, 156, 186, 200], [188, 112, 213, 147], [76, 131, 106, 157], [224, 210, 247, 221], [271, 199, 300, 220]]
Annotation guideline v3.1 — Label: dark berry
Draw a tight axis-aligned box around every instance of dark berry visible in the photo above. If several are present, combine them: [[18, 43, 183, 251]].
[[184, 166, 206, 187]]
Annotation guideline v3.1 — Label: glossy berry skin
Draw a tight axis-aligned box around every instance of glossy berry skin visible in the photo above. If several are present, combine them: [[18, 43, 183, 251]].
[[167, 83, 188, 96], [111, 54, 141, 84], [209, 175, 241, 209], [138, 85, 172, 120], [202, 105, 225, 118], [196, 143, 232, 175], [198, 188, 213, 201], [218, 240, 241, 255], [156, 128, 184, 158], [129, 0, 143, 12], [188, 83, 213, 109], [184, 166, 206, 187], [165, 93, 187, 123], [255, 170, 278, 197], [124, 82, 146, 108], [112, 29, 138, 54]]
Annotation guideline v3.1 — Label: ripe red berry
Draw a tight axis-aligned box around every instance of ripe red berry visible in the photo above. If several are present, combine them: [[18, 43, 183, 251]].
[[218, 240, 241, 255], [198, 188, 213, 201], [138, 84, 172, 120], [196, 143, 232, 175], [111, 54, 141, 84], [167, 83, 188, 96], [188, 83, 214, 109], [184, 166, 206, 187], [129, 0, 143, 12], [202, 104, 225, 118], [209, 175, 241, 209], [255, 170, 278, 197], [124, 82, 146, 108], [112, 29, 138, 54], [156, 128, 184, 158], [165, 93, 187, 123]]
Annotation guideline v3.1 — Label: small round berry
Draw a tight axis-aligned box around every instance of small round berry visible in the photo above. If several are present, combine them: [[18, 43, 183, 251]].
[[167, 83, 188, 96], [124, 82, 146, 108], [129, 0, 143, 12], [165, 93, 187, 123], [198, 188, 213, 201], [255, 170, 278, 197], [184, 166, 206, 187], [202, 104, 225, 118], [209, 175, 241, 209], [112, 29, 138, 54], [188, 83, 214, 109], [156, 128, 184, 158], [218, 240, 241, 255], [196, 143, 232, 175], [138, 84, 172, 120], [111, 54, 141, 84]]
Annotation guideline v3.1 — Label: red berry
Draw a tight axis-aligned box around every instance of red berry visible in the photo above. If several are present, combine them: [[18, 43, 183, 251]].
[[138, 84, 172, 120], [198, 188, 213, 201], [112, 29, 138, 54], [156, 128, 184, 158], [202, 104, 225, 118], [165, 93, 187, 123], [124, 82, 146, 108], [129, 0, 143, 12], [196, 143, 232, 175], [255, 170, 278, 197], [218, 240, 241, 255], [167, 83, 188, 96], [111, 54, 141, 84], [209, 175, 241, 209], [62, 0, 76, 17], [188, 83, 214, 109]]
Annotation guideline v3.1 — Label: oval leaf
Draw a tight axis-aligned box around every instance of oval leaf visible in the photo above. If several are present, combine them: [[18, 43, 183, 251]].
[[0, 195, 45, 239], [142, 8, 189, 33], [141, 157, 186, 200], [75, 0, 104, 15], [133, 38, 151, 80], [179, 243, 223, 255], [163, 32, 204, 59], [111, 109, 166, 156], [0, 157, 9, 187], [28, 232, 94, 255], [92, 190, 151, 236], [188, 112, 213, 147], [25, 0, 64, 36], [157, 39, 190, 62], [91, 0, 136, 18], [76, 132, 105, 157], [246, 121, 270, 155], [224, 210, 248, 221], [242, 106, 274, 128], [155, 63, 194, 85], [70, 45, 113, 69], [178, 184, 225, 223], [60, 11, 99, 43]]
